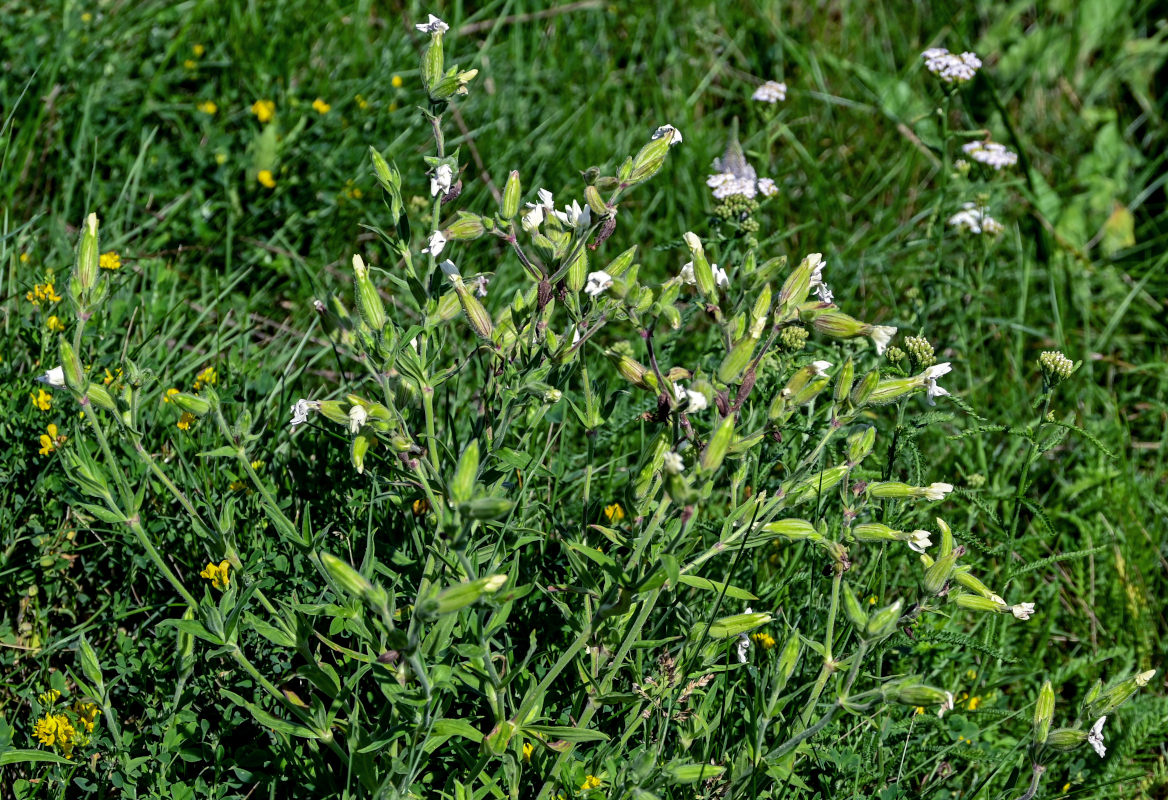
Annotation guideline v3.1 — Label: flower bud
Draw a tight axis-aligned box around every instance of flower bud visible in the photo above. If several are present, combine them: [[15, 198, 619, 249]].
[[584, 185, 607, 216], [1045, 728, 1088, 751], [446, 212, 485, 240], [628, 135, 672, 184], [852, 523, 900, 543], [421, 32, 444, 95], [170, 392, 211, 416], [760, 519, 820, 541], [842, 582, 868, 630], [777, 629, 801, 683], [953, 568, 995, 598], [922, 549, 958, 595], [717, 337, 757, 383], [683, 231, 716, 300], [1034, 680, 1055, 744], [461, 497, 516, 520], [351, 430, 373, 474], [700, 413, 735, 474], [866, 599, 902, 640], [850, 370, 880, 407], [58, 339, 85, 392], [317, 400, 351, 426], [834, 359, 855, 405], [702, 612, 773, 640], [320, 552, 376, 601], [606, 350, 657, 392], [452, 278, 494, 340], [955, 593, 1009, 614], [501, 171, 521, 219], [846, 426, 876, 464], [352, 254, 387, 333], [428, 575, 509, 616], [451, 439, 480, 504], [76, 212, 100, 293], [86, 384, 117, 411]]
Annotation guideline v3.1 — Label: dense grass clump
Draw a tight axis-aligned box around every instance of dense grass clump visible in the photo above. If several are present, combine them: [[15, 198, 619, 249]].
[[2, 3, 1166, 799]]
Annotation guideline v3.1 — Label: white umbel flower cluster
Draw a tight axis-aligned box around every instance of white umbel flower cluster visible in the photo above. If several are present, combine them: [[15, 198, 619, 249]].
[[948, 202, 1004, 235], [961, 140, 1018, 169], [922, 48, 982, 83], [707, 136, 778, 200], [752, 80, 787, 103]]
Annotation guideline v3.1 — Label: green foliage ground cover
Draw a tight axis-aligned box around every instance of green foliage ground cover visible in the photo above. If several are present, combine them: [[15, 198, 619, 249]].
[[1, 1, 1166, 798]]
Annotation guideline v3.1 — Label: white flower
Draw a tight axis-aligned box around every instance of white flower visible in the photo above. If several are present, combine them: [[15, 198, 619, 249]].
[[430, 163, 454, 197], [736, 632, 751, 663], [922, 48, 981, 83], [711, 263, 729, 287], [553, 199, 591, 229], [422, 230, 446, 257], [961, 140, 1018, 170], [584, 270, 612, 297], [922, 482, 954, 501], [439, 259, 460, 278], [708, 172, 757, 199], [752, 80, 787, 103], [290, 399, 318, 427], [663, 451, 684, 474], [906, 530, 932, 553], [37, 366, 66, 387], [474, 275, 490, 297], [1136, 670, 1156, 687], [651, 124, 683, 146], [674, 384, 708, 412], [415, 14, 449, 33], [922, 362, 952, 405], [571, 326, 582, 345], [535, 188, 555, 209], [757, 177, 778, 197], [1011, 602, 1035, 620], [947, 202, 1003, 235], [679, 261, 696, 285], [870, 325, 896, 355], [1088, 716, 1107, 758], [807, 254, 833, 304], [810, 360, 832, 377], [348, 405, 368, 434], [521, 204, 545, 232], [938, 691, 955, 718]]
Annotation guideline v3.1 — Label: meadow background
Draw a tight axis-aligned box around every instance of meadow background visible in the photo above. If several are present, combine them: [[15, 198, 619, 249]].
[[1, 1, 1166, 798]]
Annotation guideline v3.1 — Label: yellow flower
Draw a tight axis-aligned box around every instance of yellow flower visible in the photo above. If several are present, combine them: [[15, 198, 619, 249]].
[[229, 480, 247, 492], [30, 389, 52, 411], [603, 502, 625, 523], [20, 252, 29, 263], [47, 315, 65, 332], [183, 59, 197, 70], [103, 367, 122, 385], [257, 169, 276, 189], [412, 498, 431, 517], [250, 459, 264, 470], [80, 11, 92, 22], [39, 424, 65, 455], [177, 412, 195, 431], [251, 99, 275, 123], [966, 669, 977, 680], [192, 43, 205, 57], [312, 98, 331, 114], [26, 282, 62, 306], [354, 94, 369, 110], [199, 560, 231, 590], [215, 152, 227, 165], [73, 701, 101, 732], [868, 595, 877, 605], [193, 366, 217, 389], [163, 388, 180, 403], [391, 75, 403, 88], [581, 775, 602, 790], [197, 100, 217, 115], [913, 706, 925, 716], [99, 251, 121, 270], [33, 713, 77, 755], [38, 689, 61, 706], [388, 101, 398, 112], [751, 631, 776, 649], [522, 741, 533, 761], [967, 696, 981, 711]]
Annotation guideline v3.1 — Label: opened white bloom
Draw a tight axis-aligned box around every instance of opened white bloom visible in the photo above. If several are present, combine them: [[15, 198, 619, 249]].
[[1088, 716, 1107, 757], [663, 450, 684, 474], [674, 383, 708, 412], [870, 325, 896, 355], [948, 202, 1004, 235], [348, 405, 368, 434], [906, 530, 932, 553], [922, 48, 981, 83], [679, 261, 696, 285], [757, 177, 778, 197], [415, 14, 449, 33], [922, 482, 954, 501], [584, 270, 613, 297], [807, 254, 834, 304], [423, 230, 447, 257], [651, 124, 683, 145], [922, 362, 952, 405], [736, 632, 751, 663], [290, 399, 319, 427], [553, 199, 591, 229], [431, 163, 454, 197], [962, 140, 1018, 170], [521, 204, 545, 232], [810, 360, 832, 377], [938, 691, 955, 718], [37, 366, 66, 387], [474, 275, 490, 297], [526, 188, 555, 211], [712, 264, 729, 287], [752, 80, 787, 103], [1011, 602, 1035, 620]]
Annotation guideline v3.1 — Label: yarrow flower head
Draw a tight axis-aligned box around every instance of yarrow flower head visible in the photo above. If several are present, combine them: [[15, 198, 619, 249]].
[[1088, 716, 1107, 757], [947, 202, 1003, 235], [707, 124, 777, 200], [415, 14, 449, 34], [1038, 350, 1074, 387], [922, 48, 982, 83], [752, 80, 787, 103], [961, 140, 1018, 170], [584, 270, 613, 298]]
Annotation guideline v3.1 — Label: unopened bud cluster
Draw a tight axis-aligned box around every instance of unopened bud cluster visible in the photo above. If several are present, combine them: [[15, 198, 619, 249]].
[[1038, 350, 1073, 387], [903, 335, 936, 371], [777, 325, 808, 353]]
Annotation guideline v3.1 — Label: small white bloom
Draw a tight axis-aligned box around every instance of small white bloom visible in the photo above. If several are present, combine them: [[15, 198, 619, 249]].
[[651, 124, 683, 145], [810, 360, 832, 377], [422, 230, 447, 257], [1088, 716, 1107, 758], [685, 389, 708, 412], [474, 275, 490, 297], [430, 163, 454, 197], [736, 632, 751, 663], [922, 48, 981, 83], [938, 691, 955, 718], [922, 482, 954, 501], [757, 177, 778, 197], [348, 404, 368, 434], [290, 399, 319, 427], [947, 201, 1003, 235], [521, 204, 545, 232], [922, 362, 953, 405], [1136, 669, 1156, 687], [870, 325, 896, 355], [906, 530, 932, 553], [961, 140, 1018, 170], [584, 270, 613, 297], [679, 261, 696, 285], [571, 326, 582, 345], [1011, 602, 1035, 620], [711, 263, 729, 287], [553, 199, 591, 229], [752, 80, 787, 103], [663, 450, 684, 474], [37, 366, 66, 387], [415, 14, 449, 33], [535, 188, 555, 209]]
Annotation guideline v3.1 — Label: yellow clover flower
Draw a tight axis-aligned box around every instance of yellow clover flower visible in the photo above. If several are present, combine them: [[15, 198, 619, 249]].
[[192, 43, 205, 57], [199, 560, 231, 590], [39, 424, 65, 456], [99, 251, 120, 270], [750, 631, 776, 649], [603, 503, 625, 523], [251, 99, 275, 123], [30, 389, 52, 411], [193, 366, 217, 390], [197, 100, 218, 115], [73, 701, 101, 732], [257, 169, 276, 189], [177, 412, 196, 431], [581, 775, 602, 790], [391, 75, 403, 88], [47, 315, 65, 332], [33, 713, 77, 757], [312, 98, 331, 114]]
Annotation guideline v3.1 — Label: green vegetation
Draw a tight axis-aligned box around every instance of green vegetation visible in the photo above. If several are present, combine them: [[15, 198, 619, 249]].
[[2, 2, 1165, 798]]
